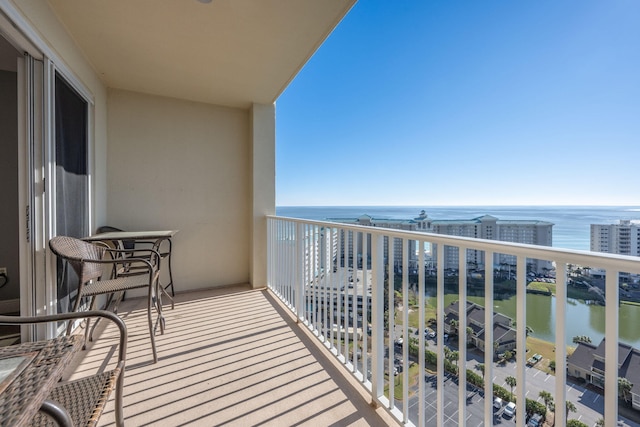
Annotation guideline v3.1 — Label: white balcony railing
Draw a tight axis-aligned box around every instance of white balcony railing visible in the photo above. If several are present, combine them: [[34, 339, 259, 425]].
[[267, 216, 640, 427]]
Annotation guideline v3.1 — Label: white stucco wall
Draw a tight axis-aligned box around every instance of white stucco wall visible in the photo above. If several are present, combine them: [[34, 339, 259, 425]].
[[107, 89, 251, 291]]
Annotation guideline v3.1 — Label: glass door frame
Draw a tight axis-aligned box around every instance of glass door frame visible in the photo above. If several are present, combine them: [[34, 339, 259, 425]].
[[2, 1, 95, 340]]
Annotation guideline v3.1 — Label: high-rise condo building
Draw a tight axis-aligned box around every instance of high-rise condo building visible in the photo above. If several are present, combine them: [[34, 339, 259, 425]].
[[590, 220, 640, 257], [329, 210, 554, 274]]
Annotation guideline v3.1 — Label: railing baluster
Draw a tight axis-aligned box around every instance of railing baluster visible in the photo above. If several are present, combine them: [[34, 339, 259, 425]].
[[516, 254, 527, 427], [484, 251, 494, 427], [436, 243, 445, 427], [352, 231, 358, 373], [388, 237, 395, 409], [362, 232, 369, 384], [418, 239, 425, 427], [605, 268, 619, 427], [402, 237, 409, 422], [372, 233, 384, 406], [555, 260, 568, 427], [459, 247, 467, 427]]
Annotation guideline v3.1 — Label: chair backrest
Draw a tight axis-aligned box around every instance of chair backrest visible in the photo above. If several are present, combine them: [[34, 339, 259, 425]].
[[96, 225, 122, 233], [49, 236, 107, 284], [96, 225, 135, 251]]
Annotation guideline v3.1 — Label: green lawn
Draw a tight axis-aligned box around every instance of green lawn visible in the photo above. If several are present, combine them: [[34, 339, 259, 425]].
[[526, 335, 575, 374], [385, 362, 421, 399], [527, 281, 552, 293]]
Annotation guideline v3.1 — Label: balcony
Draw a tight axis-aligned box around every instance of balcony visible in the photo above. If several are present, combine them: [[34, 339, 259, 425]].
[[68, 285, 397, 426], [68, 216, 640, 427]]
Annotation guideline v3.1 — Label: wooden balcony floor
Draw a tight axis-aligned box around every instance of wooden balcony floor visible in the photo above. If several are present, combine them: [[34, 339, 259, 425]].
[[64, 285, 397, 426]]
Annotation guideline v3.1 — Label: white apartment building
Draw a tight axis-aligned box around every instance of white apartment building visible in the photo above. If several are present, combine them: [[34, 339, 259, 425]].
[[430, 214, 553, 273], [330, 211, 554, 274], [591, 220, 640, 257]]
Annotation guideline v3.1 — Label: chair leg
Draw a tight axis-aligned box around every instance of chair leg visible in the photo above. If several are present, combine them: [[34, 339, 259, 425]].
[[89, 294, 111, 342], [67, 291, 85, 336], [147, 290, 158, 363], [83, 296, 99, 348], [166, 245, 175, 298]]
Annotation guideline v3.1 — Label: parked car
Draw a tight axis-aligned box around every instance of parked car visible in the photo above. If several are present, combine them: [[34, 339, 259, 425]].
[[503, 402, 516, 418], [527, 353, 543, 365], [493, 397, 503, 411], [527, 413, 543, 427]]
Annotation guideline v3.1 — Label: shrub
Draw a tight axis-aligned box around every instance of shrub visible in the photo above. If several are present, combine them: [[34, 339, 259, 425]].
[[525, 399, 546, 417], [466, 369, 483, 388], [493, 384, 511, 401]]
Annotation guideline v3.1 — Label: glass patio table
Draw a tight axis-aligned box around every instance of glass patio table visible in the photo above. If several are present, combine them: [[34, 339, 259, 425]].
[[0, 335, 84, 426]]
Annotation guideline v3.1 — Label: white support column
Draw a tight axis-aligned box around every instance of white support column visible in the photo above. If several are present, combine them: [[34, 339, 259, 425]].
[[250, 103, 275, 289]]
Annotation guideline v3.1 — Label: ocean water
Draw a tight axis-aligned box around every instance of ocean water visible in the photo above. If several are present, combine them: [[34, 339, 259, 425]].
[[276, 205, 640, 251]]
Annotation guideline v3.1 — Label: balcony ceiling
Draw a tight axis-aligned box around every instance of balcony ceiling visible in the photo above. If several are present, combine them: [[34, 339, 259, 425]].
[[46, 0, 355, 108]]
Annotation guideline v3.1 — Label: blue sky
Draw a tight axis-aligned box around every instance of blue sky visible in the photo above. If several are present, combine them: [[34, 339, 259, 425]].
[[275, 1, 640, 207]]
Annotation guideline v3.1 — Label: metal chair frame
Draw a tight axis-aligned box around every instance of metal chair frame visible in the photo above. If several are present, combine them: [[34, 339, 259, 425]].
[[0, 310, 127, 427], [49, 236, 162, 363]]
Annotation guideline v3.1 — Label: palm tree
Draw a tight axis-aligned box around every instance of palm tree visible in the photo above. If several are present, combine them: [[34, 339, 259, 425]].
[[565, 401, 577, 422], [505, 376, 516, 401], [572, 335, 592, 344], [466, 326, 474, 344], [475, 363, 485, 380], [619, 377, 633, 403], [595, 418, 605, 427], [539, 390, 553, 410], [449, 318, 459, 334], [447, 350, 459, 366]]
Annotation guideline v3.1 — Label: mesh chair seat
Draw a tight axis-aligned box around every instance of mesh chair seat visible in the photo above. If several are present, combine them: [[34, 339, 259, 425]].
[[0, 311, 126, 427], [81, 276, 151, 297], [31, 367, 122, 427]]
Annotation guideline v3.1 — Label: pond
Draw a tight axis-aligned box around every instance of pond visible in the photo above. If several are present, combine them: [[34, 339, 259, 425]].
[[427, 293, 640, 348]]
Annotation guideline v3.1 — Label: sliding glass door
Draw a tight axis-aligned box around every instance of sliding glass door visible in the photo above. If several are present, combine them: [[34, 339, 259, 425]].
[[3, 2, 93, 339], [53, 73, 88, 314]]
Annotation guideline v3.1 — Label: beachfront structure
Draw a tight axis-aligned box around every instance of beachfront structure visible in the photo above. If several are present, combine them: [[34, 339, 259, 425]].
[[326, 214, 422, 270], [568, 338, 640, 410], [329, 211, 554, 274], [430, 215, 553, 273], [591, 220, 640, 257], [443, 301, 517, 354], [2, 2, 639, 426]]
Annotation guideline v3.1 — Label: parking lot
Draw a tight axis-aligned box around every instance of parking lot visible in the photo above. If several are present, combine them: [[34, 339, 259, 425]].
[[404, 373, 518, 426]]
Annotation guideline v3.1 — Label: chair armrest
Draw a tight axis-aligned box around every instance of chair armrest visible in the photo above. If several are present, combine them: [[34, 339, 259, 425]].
[[0, 310, 127, 363], [0, 311, 128, 427], [103, 247, 162, 266]]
